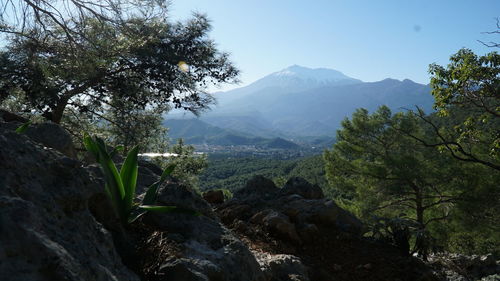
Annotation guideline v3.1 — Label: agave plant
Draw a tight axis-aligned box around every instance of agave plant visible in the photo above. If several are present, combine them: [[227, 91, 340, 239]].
[[15, 120, 32, 133], [84, 135, 180, 225]]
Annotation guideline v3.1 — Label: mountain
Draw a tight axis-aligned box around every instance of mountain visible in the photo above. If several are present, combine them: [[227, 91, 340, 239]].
[[212, 65, 362, 109], [166, 65, 435, 138], [164, 118, 300, 149]]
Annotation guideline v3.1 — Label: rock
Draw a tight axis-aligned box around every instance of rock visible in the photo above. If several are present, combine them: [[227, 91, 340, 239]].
[[233, 175, 279, 202], [296, 223, 320, 243], [280, 177, 324, 199], [25, 122, 77, 158], [284, 198, 363, 235], [142, 180, 265, 281], [135, 160, 162, 195], [253, 251, 310, 281], [0, 125, 139, 281], [0, 109, 29, 123], [428, 253, 500, 281], [154, 181, 214, 218], [261, 211, 302, 244], [218, 203, 252, 224], [203, 190, 225, 204], [0, 113, 77, 159], [481, 274, 500, 281]]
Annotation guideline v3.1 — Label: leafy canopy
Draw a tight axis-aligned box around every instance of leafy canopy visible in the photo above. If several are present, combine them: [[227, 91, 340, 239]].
[[424, 49, 500, 170], [323, 106, 470, 255], [0, 7, 238, 123]]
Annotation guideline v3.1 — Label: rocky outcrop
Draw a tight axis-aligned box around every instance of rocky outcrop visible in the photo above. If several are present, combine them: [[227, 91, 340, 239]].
[[216, 175, 438, 281], [253, 251, 310, 281], [0, 118, 267, 281], [203, 190, 225, 204], [0, 123, 139, 281], [428, 253, 500, 281], [219, 175, 363, 241], [0, 111, 77, 158], [136, 181, 265, 281]]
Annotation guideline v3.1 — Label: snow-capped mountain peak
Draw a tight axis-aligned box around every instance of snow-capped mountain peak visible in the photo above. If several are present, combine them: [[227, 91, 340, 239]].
[[271, 65, 355, 82]]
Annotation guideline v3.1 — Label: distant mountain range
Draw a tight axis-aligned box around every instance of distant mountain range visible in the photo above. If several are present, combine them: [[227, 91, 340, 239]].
[[166, 65, 435, 144], [164, 118, 300, 149]]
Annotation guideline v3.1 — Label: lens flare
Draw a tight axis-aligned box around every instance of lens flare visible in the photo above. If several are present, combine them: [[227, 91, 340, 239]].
[[178, 61, 190, 72]]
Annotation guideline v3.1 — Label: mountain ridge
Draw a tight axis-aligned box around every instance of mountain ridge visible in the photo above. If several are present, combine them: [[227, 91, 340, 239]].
[[167, 65, 434, 138]]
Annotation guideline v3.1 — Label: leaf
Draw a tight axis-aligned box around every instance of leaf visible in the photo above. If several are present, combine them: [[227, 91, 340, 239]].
[[110, 145, 124, 159], [93, 137, 126, 220], [120, 146, 139, 215], [142, 164, 176, 205], [159, 164, 176, 182], [138, 205, 177, 212], [139, 205, 202, 216], [128, 208, 147, 224], [83, 134, 100, 161], [15, 121, 32, 134]]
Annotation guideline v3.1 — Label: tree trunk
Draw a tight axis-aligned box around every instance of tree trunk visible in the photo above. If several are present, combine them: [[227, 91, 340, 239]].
[[50, 96, 70, 124], [415, 190, 428, 261]]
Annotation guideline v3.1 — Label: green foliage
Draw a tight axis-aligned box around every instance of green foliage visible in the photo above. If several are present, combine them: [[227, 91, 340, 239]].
[[152, 139, 208, 190], [324, 104, 500, 256], [427, 49, 500, 170], [84, 135, 177, 225], [15, 121, 31, 134], [272, 175, 287, 188], [0, 9, 238, 124], [323, 106, 471, 255], [199, 154, 327, 193]]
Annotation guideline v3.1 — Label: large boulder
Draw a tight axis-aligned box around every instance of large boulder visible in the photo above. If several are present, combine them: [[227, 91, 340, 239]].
[[25, 122, 77, 158], [219, 175, 363, 237], [0, 110, 77, 158], [203, 189, 225, 204], [0, 124, 139, 281], [141, 182, 265, 281], [233, 175, 279, 202], [428, 253, 500, 281], [280, 177, 324, 199], [253, 251, 310, 281], [216, 176, 438, 281]]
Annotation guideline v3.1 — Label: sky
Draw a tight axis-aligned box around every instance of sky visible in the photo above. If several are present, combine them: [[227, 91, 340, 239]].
[[170, 0, 500, 91]]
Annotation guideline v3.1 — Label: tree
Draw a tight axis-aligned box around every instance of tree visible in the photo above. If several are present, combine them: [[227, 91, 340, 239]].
[[60, 97, 171, 153], [324, 106, 468, 257], [0, 0, 163, 44], [407, 49, 499, 171], [0, 6, 238, 124], [478, 17, 500, 48], [152, 138, 208, 190]]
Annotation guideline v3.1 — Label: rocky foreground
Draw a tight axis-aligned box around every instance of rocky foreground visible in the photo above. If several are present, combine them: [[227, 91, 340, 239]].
[[0, 113, 499, 281]]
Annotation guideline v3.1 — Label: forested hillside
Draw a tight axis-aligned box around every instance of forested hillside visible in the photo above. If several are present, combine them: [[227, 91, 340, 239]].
[[199, 154, 328, 192]]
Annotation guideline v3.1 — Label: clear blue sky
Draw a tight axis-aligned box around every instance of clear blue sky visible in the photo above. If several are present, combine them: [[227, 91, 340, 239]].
[[170, 0, 499, 91]]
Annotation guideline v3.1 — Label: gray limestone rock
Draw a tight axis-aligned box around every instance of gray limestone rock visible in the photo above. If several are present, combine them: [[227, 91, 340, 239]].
[[143, 183, 265, 281], [253, 251, 310, 281], [0, 125, 139, 281], [280, 177, 324, 199]]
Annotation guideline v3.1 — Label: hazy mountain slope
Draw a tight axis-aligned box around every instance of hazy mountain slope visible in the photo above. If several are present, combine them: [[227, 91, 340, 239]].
[[213, 65, 362, 108], [167, 65, 434, 138], [164, 118, 231, 139], [164, 118, 300, 148], [257, 78, 433, 135]]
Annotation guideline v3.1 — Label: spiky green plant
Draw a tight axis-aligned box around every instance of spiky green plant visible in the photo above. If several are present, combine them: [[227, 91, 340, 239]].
[[15, 120, 32, 133], [84, 135, 180, 225]]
